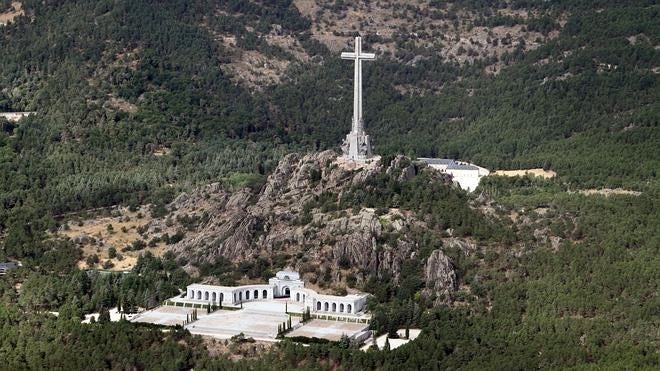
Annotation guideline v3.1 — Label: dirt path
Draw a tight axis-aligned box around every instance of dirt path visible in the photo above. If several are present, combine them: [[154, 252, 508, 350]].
[[0, 2, 23, 25]]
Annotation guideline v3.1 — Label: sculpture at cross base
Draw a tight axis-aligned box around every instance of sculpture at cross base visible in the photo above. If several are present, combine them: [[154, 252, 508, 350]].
[[341, 36, 376, 161]]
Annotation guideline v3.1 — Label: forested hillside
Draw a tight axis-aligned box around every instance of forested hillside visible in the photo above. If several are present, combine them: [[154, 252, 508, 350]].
[[1, 1, 657, 230], [0, 0, 658, 369]]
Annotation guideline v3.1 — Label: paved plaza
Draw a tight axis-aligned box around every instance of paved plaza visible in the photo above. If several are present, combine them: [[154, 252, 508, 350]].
[[132, 299, 302, 341], [190, 299, 302, 340], [132, 305, 209, 327], [360, 329, 422, 351], [133, 297, 371, 342], [186, 307, 299, 341], [286, 319, 368, 341]]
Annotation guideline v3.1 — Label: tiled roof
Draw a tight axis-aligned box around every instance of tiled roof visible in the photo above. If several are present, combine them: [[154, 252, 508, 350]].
[[447, 163, 479, 170], [419, 158, 479, 170], [418, 158, 456, 165]]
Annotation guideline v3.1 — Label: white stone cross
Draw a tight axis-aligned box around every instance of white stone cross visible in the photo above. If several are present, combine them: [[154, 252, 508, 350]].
[[341, 36, 375, 135], [340, 36, 376, 161]]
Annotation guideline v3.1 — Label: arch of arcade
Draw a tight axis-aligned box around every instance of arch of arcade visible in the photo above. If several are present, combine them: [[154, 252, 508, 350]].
[[181, 270, 368, 315]]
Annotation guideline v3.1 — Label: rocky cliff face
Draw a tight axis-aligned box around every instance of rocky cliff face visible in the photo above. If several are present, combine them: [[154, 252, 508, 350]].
[[424, 249, 457, 305], [168, 151, 464, 303]]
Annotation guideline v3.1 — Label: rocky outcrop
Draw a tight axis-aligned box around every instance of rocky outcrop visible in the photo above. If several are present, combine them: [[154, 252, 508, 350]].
[[424, 249, 457, 305], [166, 151, 460, 303]]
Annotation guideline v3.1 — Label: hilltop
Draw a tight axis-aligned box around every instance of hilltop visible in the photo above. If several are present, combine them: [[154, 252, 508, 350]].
[[58, 151, 495, 305]]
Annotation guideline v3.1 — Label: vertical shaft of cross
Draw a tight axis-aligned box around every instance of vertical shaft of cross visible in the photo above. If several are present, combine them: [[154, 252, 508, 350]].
[[353, 37, 361, 134]]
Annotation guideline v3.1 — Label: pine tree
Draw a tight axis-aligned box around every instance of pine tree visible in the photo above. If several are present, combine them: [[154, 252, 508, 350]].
[[98, 307, 111, 324], [383, 337, 390, 351], [339, 334, 350, 349]]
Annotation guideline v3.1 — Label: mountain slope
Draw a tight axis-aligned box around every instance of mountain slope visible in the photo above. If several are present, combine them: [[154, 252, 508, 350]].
[[0, 2, 657, 229]]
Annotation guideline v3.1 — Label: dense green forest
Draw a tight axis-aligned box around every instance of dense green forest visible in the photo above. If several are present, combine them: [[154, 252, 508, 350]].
[[0, 0, 658, 369], [1, 1, 658, 230]]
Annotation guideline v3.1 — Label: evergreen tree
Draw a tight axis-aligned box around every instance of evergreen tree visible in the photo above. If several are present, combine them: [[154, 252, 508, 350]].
[[98, 307, 111, 324], [339, 334, 350, 349]]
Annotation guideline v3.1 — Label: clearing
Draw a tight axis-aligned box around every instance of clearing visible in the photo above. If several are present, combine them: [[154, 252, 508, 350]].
[[493, 168, 557, 179], [0, 2, 23, 26], [58, 205, 174, 271]]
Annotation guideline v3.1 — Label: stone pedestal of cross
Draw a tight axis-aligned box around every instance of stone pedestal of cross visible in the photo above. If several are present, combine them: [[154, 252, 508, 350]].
[[341, 36, 375, 161]]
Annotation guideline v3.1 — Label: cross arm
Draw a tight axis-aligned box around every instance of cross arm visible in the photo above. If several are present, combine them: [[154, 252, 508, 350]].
[[341, 52, 376, 60]]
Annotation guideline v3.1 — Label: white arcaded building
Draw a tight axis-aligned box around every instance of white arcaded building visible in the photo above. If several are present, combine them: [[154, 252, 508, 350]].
[[419, 158, 490, 192], [183, 270, 368, 315]]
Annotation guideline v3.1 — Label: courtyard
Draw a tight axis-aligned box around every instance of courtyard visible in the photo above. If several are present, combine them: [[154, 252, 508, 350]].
[[132, 305, 210, 327], [131, 298, 369, 342]]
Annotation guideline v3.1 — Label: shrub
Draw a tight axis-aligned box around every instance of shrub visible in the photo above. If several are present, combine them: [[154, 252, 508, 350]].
[[86, 254, 100, 267]]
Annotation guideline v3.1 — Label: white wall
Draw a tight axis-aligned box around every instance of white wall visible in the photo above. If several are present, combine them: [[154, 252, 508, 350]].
[[447, 169, 482, 192]]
